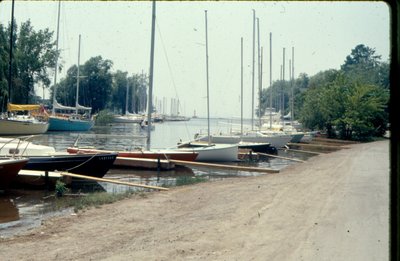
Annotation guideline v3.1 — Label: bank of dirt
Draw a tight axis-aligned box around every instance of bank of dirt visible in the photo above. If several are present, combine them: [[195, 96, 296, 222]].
[[1, 140, 389, 260]]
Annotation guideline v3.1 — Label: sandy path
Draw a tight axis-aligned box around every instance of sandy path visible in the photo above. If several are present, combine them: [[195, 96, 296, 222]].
[[1, 140, 389, 260]]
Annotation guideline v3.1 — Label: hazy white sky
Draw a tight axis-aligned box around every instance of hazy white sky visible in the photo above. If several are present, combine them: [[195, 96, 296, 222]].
[[0, 1, 390, 118]]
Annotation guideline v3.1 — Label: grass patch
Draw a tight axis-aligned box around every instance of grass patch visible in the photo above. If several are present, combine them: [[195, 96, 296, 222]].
[[175, 176, 208, 186], [54, 190, 137, 213]]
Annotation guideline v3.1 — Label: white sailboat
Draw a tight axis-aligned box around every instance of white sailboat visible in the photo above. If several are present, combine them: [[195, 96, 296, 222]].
[[194, 24, 292, 149], [0, 104, 49, 135], [113, 79, 143, 123], [177, 10, 238, 162], [48, 3, 94, 131], [0, 3, 49, 135]]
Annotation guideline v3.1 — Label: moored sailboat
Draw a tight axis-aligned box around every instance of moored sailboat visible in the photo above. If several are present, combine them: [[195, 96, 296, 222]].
[[175, 10, 238, 162], [0, 3, 49, 135], [48, 4, 94, 131], [0, 136, 117, 179], [0, 104, 49, 135]]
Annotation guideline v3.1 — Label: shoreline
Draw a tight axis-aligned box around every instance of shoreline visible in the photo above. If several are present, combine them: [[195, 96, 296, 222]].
[[1, 140, 389, 260]]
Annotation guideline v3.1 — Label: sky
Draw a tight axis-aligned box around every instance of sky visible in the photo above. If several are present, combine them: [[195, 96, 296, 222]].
[[0, 1, 390, 118]]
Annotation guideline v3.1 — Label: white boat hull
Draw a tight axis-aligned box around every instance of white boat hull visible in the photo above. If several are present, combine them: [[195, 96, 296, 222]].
[[178, 143, 238, 162], [0, 119, 49, 135], [196, 133, 292, 148], [113, 114, 143, 123], [0, 137, 56, 156]]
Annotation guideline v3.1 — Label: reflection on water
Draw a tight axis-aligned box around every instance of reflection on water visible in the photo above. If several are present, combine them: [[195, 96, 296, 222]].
[[0, 190, 72, 238], [0, 119, 316, 234], [0, 198, 19, 223]]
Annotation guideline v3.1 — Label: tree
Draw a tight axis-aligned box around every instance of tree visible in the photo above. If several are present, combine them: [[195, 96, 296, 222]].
[[341, 44, 381, 72], [12, 20, 58, 103], [111, 70, 129, 113], [333, 83, 389, 140], [0, 24, 9, 110]]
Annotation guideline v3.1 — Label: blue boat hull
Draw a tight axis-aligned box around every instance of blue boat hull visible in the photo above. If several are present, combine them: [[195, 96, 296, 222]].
[[48, 116, 94, 131], [24, 153, 117, 178]]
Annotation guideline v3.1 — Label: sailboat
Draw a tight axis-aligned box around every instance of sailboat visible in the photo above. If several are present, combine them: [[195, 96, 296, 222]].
[[0, 2, 49, 135], [48, 3, 93, 131], [67, 0, 198, 165], [113, 79, 143, 123], [177, 10, 238, 162], [48, 34, 94, 131], [0, 136, 117, 179]]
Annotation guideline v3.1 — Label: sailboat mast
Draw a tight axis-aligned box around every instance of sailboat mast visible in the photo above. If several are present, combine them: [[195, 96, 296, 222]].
[[251, 10, 255, 131], [241, 37, 243, 136], [269, 32, 272, 129], [260, 47, 263, 129], [52, 0, 61, 115], [291, 46, 295, 124], [125, 78, 129, 114], [146, 0, 156, 150], [257, 18, 260, 130], [282, 47, 285, 127], [205, 10, 211, 145], [75, 34, 81, 115]]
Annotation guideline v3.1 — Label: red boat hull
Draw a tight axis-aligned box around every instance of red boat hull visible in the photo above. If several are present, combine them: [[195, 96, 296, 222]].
[[67, 147, 198, 162], [0, 158, 29, 190]]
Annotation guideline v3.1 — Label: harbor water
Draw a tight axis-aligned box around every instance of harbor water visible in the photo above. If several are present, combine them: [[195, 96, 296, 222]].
[[0, 118, 314, 236]]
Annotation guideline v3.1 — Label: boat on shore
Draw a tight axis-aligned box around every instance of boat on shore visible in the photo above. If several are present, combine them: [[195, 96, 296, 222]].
[[0, 157, 29, 191], [0, 137, 56, 156], [0, 136, 117, 178], [174, 11, 238, 163], [66, 147, 198, 162], [23, 152, 118, 178], [237, 141, 276, 154], [195, 131, 292, 149], [177, 141, 238, 162]]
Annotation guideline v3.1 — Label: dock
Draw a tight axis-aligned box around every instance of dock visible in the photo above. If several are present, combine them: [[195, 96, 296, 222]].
[[114, 157, 175, 170], [16, 169, 71, 188], [169, 159, 279, 173]]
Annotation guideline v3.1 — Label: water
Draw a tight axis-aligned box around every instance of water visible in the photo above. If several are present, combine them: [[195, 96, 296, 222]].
[[0, 118, 314, 236]]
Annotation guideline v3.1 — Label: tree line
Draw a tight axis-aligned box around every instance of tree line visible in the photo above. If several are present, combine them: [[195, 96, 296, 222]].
[[260, 44, 389, 141], [0, 19, 148, 114]]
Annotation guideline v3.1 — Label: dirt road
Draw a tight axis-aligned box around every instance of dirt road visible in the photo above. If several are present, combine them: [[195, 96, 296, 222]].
[[1, 140, 389, 260]]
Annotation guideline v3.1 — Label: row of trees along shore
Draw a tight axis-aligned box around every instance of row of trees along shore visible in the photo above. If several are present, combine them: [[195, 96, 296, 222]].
[[0, 20, 148, 115], [260, 44, 389, 141], [0, 20, 390, 141]]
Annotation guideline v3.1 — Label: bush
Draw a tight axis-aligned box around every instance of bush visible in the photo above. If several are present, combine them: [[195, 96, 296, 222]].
[[95, 110, 114, 125]]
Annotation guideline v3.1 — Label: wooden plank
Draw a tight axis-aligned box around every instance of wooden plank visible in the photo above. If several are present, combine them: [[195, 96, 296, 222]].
[[60, 172, 169, 191], [114, 157, 175, 170], [312, 137, 358, 144], [287, 142, 350, 149], [169, 159, 279, 173], [257, 152, 305, 163], [285, 148, 321, 155]]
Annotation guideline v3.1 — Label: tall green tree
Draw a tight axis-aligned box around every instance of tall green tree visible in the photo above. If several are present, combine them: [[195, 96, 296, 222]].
[[53, 65, 79, 107], [333, 83, 389, 140], [341, 44, 381, 72], [0, 24, 9, 110], [131, 73, 148, 113], [111, 70, 129, 113], [79, 56, 113, 112], [299, 71, 389, 140], [12, 20, 58, 104]]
